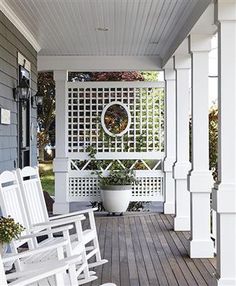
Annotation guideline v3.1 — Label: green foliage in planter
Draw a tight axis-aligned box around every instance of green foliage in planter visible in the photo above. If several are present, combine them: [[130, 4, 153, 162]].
[[97, 169, 138, 187], [86, 145, 138, 187]]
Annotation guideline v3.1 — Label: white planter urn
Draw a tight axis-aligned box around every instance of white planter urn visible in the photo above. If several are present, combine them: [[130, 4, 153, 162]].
[[101, 185, 132, 214]]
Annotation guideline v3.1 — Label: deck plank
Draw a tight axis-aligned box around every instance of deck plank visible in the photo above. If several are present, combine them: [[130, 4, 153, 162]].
[[101, 217, 113, 284], [160, 214, 208, 286], [118, 217, 130, 286], [164, 215, 216, 286], [140, 215, 169, 286], [145, 214, 177, 286], [87, 213, 216, 286], [111, 217, 120, 286]]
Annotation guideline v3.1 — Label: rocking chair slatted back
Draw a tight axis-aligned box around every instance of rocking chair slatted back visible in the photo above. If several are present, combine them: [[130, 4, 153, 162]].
[[17, 166, 48, 226], [0, 170, 98, 285], [17, 166, 108, 269], [0, 171, 29, 248]]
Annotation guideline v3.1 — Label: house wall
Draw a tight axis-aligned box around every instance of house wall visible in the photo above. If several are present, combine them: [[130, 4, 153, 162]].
[[0, 11, 37, 172]]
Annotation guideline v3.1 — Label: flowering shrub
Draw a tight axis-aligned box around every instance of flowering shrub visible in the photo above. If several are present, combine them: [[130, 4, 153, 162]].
[[0, 216, 25, 244]]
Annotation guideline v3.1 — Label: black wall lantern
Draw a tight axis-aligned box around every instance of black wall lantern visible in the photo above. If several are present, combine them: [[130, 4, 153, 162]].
[[31, 92, 44, 109], [13, 75, 30, 105]]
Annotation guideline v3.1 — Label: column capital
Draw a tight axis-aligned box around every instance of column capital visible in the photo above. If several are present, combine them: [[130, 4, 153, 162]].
[[163, 157, 176, 172], [54, 70, 68, 81], [189, 34, 211, 53], [53, 158, 70, 172], [215, 0, 236, 22], [187, 171, 213, 193], [173, 161, 191, 179], [164, 57, 174, 69], [164, 69, 175, 81], [212, 183, 236, 213], [174, 54, 191, 70]]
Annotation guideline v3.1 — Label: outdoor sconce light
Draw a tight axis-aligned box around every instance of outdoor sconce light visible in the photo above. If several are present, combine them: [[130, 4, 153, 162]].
[[31, 92, 44, 109], [13, 76, 30, 105]]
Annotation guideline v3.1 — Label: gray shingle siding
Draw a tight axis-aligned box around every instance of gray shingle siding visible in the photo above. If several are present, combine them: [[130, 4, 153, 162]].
[[0, 11, 38, 172]]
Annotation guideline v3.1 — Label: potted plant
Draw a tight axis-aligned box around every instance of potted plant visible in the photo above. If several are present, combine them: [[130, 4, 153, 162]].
[[0, 216, 25, 255], [98, 169, 137, 215]]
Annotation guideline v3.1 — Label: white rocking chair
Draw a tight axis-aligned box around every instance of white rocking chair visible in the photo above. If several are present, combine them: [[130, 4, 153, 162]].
[[16, 166, 107, 268], [1, 249, 116, 286], [0, 239, 92, 286], [0, 170, 97, 285]]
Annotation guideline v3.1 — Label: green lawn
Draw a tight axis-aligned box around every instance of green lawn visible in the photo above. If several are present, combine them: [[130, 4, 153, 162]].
[[39, 161, 55, 196]]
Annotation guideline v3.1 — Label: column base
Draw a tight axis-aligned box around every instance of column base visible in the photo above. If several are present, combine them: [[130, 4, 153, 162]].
[[53, 202, 70, 214], [164, 202, 175, 214], [174, 216, 190, 231], [189, 239, 214, 258]]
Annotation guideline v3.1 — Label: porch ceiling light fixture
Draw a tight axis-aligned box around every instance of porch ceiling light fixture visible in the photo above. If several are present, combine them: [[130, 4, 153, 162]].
[[13, 76, 30, 104], [96, 27, 109, 32]]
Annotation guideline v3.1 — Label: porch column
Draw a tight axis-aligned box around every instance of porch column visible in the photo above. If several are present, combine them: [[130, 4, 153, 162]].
[[163, 58, 176, 214], [188, 34, 214, 258], [53, 70, 70, 214], [173, 54, 191, 231], [212, 0, 236, 285]]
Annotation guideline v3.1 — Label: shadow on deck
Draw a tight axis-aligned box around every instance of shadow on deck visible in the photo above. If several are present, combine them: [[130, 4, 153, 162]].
[[87, 212, 216, 286]]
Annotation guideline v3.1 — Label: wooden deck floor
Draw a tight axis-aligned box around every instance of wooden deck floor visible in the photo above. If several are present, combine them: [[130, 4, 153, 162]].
[[88, 213, 216, 286]]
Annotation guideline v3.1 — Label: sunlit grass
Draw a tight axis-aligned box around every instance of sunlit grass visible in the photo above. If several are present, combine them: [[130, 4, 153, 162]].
[[39, 161, 54, 196]]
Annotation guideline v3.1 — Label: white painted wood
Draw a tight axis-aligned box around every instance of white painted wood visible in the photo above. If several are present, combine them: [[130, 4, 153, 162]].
[[68, 152, 165, 160], [161, 0, 212, 66], [163, 58, 176, 214], [1, 245, 88, 286], [212, 1, 236, 285], [173, 53, 191, 231], [0, 0, 41, 51], [2, 0, 212, 65], [38, 56, 162, 72], [0, 170, 97, 285], [68, 169, 164, 202], [17, 166, 108, 270], [67, 81, 164, 89], [188, 34, 214, 258], [18, 53, 31, 72], [53, 70, 70, 214], [62, 81, 165, 203]]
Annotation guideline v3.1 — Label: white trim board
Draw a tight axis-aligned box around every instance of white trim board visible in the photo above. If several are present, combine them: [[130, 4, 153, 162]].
[[38, 56, 162, 72], [0, 0, 41, 52]]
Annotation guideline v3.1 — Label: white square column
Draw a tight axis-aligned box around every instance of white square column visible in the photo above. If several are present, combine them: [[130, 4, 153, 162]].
[[173, 52, 191, 231], [188, 34, 214, 258], [53, 70, 70, 214], [163, 58, 176, 214], [212, 1, 236, 285]]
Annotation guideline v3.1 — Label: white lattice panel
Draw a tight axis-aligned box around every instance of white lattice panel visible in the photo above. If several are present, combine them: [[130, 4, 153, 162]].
[[67, 82, 164, 153], [132, 176, 163, 201], [66, 81, 165, 202], [69, 177, 100, 199], [68, 170, 163, 202]]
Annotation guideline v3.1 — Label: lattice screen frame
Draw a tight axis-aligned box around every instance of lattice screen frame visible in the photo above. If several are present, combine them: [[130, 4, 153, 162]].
[[68, 81, 165, 153], [66, 81, 165, 202]]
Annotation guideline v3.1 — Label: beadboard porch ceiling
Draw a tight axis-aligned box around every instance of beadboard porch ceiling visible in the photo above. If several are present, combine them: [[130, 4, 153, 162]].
[[1, 0, 214, 67]]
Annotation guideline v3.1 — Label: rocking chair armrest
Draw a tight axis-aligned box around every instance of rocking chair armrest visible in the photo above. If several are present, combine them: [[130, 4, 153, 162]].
[[33, 215, 86, 229], [6, 254, 82, 281], [21, 224, 74, 239], [7, 263, 68, 286], [49, 207, 97, 221], [3, 239, 68, 263]]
